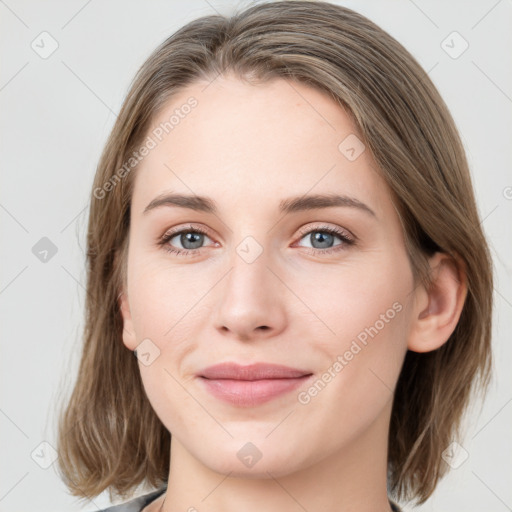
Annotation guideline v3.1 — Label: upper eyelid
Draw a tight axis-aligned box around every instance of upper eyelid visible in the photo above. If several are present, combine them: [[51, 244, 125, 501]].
[[163, 224, 212, 240], [296, 223, 353, 238], [162, 223, 354, 244]]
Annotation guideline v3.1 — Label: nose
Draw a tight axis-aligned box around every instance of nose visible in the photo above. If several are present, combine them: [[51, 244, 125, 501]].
[[212, 246, 287, 342]]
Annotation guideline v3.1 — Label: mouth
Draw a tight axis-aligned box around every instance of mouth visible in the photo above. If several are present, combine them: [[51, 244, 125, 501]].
[[197, 362, 313, 407]]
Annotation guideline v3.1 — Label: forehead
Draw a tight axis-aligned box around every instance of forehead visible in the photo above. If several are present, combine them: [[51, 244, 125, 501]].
[[131, 75, 389, 218]]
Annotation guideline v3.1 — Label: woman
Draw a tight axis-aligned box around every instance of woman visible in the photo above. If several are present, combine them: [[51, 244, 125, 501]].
[[56, 2, 493, 511]]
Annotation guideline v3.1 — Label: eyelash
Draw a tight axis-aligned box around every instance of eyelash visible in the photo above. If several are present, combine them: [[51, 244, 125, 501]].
[[157, 224, 356, 257]]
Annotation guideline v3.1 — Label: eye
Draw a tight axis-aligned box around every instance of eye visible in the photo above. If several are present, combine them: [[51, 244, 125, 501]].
[[158, 225, 216, 256], [295, 225, 355, 255], [158, 224, 356, 257]]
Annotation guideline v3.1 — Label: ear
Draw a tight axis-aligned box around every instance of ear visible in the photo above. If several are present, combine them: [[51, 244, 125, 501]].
[[118, 290, 137, 351], [115, 246, 137, 351], [408, 252, 467, 353]]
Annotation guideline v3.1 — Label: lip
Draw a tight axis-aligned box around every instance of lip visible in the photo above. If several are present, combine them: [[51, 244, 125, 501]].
[[197, 362, 313, 407]]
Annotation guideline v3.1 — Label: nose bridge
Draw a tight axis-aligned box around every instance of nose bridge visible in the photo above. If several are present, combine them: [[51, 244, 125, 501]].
[[225, 214, 274, 283], [212, 231, 286, 339], [227, 233, 275, 302]]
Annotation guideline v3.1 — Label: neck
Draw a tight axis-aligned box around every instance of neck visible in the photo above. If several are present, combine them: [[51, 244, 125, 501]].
[[161, 400, 394, 512]]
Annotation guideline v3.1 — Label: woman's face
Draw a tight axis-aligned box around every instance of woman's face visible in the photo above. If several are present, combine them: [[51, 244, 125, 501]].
[[120, 75, 417, 477]]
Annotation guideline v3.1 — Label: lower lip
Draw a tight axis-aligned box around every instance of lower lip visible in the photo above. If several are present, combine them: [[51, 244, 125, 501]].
[[198, 375, 313, 407]]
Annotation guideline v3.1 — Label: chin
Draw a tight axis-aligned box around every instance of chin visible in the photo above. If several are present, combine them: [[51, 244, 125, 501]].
[[193, 440, 308, 479]]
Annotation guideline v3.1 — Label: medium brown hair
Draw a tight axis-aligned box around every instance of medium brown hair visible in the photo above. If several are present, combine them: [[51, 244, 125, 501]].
[[56, 0, 493, 506]]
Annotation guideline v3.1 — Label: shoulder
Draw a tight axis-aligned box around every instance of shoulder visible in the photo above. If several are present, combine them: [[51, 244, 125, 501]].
[[95, 486, 167, 512]]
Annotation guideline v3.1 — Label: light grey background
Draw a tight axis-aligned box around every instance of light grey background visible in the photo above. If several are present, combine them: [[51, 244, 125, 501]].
[[1, 0, 511, 511]]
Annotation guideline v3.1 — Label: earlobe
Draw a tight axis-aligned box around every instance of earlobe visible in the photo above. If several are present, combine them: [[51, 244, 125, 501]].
[[118, 290, 137, 351], [408, 252, 467, 353]]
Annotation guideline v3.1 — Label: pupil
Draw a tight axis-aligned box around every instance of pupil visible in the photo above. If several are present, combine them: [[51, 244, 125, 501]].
[[312, 232, 332, 249], [182, 232, 203, 249]]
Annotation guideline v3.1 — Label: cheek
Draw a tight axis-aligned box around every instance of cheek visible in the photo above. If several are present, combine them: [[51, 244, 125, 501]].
[[127, 252, 198, 338], [128, 261, 204, 431], [313, 256, 410, 385], [301, 255, 411, 350], [299, 251, 412, 408], [296, 289, 409, 454], [312, 289, 408, 407]]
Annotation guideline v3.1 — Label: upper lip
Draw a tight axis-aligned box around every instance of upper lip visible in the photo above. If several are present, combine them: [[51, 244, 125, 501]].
[[199, 362, 312, 380]]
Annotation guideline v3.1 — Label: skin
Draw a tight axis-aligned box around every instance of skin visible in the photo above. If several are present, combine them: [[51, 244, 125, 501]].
[[119, 74, 467, 512]]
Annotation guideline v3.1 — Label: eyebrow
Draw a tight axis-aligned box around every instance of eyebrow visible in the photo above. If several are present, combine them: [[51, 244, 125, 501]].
[[143, 192, 376, 217]]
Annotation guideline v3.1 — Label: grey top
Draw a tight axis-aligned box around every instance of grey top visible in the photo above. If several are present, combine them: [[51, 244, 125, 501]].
[[96, 486, 402, 511]]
